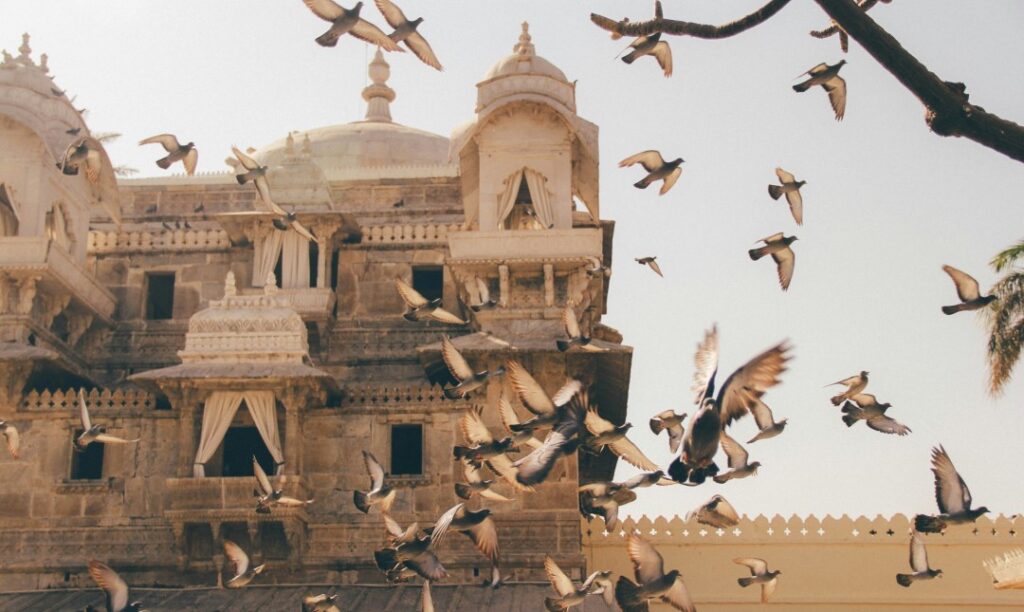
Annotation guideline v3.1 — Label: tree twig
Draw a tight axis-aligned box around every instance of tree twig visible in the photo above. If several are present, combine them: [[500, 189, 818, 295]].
[[590, 0, 792, 39], [809, 0, 889, 51]]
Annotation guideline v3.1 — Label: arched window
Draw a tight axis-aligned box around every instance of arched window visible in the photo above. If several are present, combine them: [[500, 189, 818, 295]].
[[497, 168, 554, 230], [0, 184, 18, 237]]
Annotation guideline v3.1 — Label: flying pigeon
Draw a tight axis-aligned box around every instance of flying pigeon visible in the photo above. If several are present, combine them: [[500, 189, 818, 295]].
[[465, 275, 497, 311], [440, 336, 504, 399], [374, 514, 448, 582], [353, 450, 396, 513], [455, 457, 513, 503], [583, 400, 660, 471], [0, 421, 19, 459], [579, 481, 637, 532], [619, 469, 676, 489], [87, 560, 145, 612], [635, 256, 663, 277], [584, 256, 611, 279], [557, 303, 605, 352], [619, 151, 683, 195], [746, 398, 788, 443], [58, 137, 104, 184], [231, 146, 314, 239], [75, 390, 139, 451], [713, 431, 762, 484], [915, 445, 989, 533], [302, 593, 340, 612], [687, 494, 740, 529], [138, 134, 197, 175], [896, 532, 943, 587], [767, 167, 805, 225], [941, 265, 997, 314], [615, 534, 696, 612], [827, 371, 869, 406], [649, 410, 686, 454], [374, 0, 442, 70], [302, 0, 401, 50], [223, 540, 266, 588], [544, 556, 615, 611], [453, 406, 518, 468], [512, 391, 585, 487], [430, 502, 502, 587], [252, 457, 313, 513], [748, 233, 797, 291], [793, 60, 847, 120], [840, 394, 910, 436], [735, 558, 782, 603], [621, 32, 672, 77], [394, 277, 465, 324], [496, 391, 543, 450], [505, 360, 582, 434]]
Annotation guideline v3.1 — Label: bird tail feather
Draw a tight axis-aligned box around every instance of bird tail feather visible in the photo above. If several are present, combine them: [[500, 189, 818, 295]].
[[896, 573, 913, 587], [444, 387, 464, 400], [793, 81, 812, 92], [633, 177, 653, 189], [941, 304, 962, 315], [738, 576, 756, 587], [454, 483, 473, 500], [615, 576, 643, 608], [748, 247, 768, 261], [545, 597, 569, 612], [316, 31, 341, 47], [353, 490, 371, 514], [914, 514, 946, 533], [767, 185, 784, 200], [156, 157, 172, 170], [830, 394, 845, 406], [840, 402, 857, 414], [621, 50, 640, 64], [842, 413, 859, 427], [374, 548, 399, 572], [666, 457, 690, 484]]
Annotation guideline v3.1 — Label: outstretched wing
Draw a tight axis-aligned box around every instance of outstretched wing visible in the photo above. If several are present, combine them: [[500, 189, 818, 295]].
[[363, 451, 386, 491], [774, 167, 796, 184], [498, 393, 541, 449], [182, 147, 199, 176], [823, 75, 846, 120], [506, 360, 555, 415], [442, 336, 475, 382], [866, 415, 911, 436], [652, 41, 672, 77], [78, 390, 92, 430], [749, 399, 775, 431], [231, 146, 261, 171], [716, 342, 791, 427], [719, 431, 749, 469], [406, 31, 442, 71], [608, 436, 660, 472], [909, 532, 930, 573], [427, 308, 466, 325], [303, 0, 345, 21], [771, 246, 796, 290], [350, 18, 402, 51], [395, 277, 428, 308], [618, 150, 665, 173], [223, 540, 250, 577], [139, 133, 181, 152], [460, 407, 495, 445], [626, 534, 665, 584], [660, 166, 682, 195], [253, 457, 275, 496], [942, 265, 981, 302], [931, 445, 970, 514], [88, 560, 129, 612], [562, 303, 581, 340], [373, 0, 407, 27], [733, 557, 768, 576], [691, 325, 719, 405], [545, 555, 577, 597]]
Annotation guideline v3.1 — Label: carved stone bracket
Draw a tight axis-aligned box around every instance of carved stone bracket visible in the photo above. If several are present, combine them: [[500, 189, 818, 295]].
[[15, 275, 41, 316]]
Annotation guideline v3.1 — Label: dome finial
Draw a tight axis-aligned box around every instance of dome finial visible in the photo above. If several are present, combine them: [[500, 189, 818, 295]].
[[514, 22, 535, 56], [362, 48, 395, 122], [18, 33, 31, 60]]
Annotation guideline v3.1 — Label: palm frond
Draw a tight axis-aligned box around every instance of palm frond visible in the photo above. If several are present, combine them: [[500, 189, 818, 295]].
[[990, 239, 1024, 273], [986, 274, 1024, 395]]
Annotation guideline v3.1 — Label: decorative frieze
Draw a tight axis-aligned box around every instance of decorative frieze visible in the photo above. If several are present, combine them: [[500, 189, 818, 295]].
[[362, 222, 462, 244], [19, 387, 157, 413], [87, 228, 231, 254]]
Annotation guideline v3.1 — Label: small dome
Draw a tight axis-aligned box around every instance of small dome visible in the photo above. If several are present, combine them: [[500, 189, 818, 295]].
[[482, 22, 568, 83]]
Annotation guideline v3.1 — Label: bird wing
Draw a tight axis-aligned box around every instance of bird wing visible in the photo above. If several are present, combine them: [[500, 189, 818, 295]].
[[942, 265, 981, 302], [514, 426, 573, 487], [429, 503, 463, 548], [231, 146, 261, 171], [710, 495, 740, 523], [652, 41, 672, 77], [627, 534, 666, 584], [552, 379, 584, 408], [770, 247, 795, 290], [803, 62, 830, 76], [579, 482, 612, 497], [619, 150, 665, 173], [562, 303, 582, 339], [422, 579, 434, 612], [427, 307, 466, 325], [497, 393, 541, 448], [666, 422, 684, 454], [2, 425, 18, 459], [395, 277, 429, 308], [719, 431, 749, 469], [462, 458, 485, 484], [761, 577, 778, 603], [441, 336, 475, 382], [382, 513, 406, 541], [823, 75, 847, 120], [485, 453, 533, 492], [467, 516, 500, 562], [182, 147, 198, 176], [716, 342, 791, 427], [303, 0, 345, 21], [460, 407, 495, 445], [506, 360, 555, 415], [475, 276, 490, 304], [758, 232, 784, 245], [405, 31, 443, 71], [909, 533, 930, 573], [749, 398, 775, 431], [931, 445, 970, 514], [691, 325, 719, 405], [350, 18, 402, 51], [647, 259, 664, 277], [584, 407, 615, 435], [363, 451, 386, 491], [660, 167, 682, 196], [850, 393, 877, 407], [774, 167, 796, 183], [253, 176, 276, 210], [663, 577, 697, 612], [608, 436, 661, 472], [139, 133, 181, 152], [84, 148, 102, 184], [88, 560, 129, 612], [373, 0, 407, 27], [253, 457, 275, 496], [407, 552, 448, 582], [785, 189, 803, 225], [734, 557, 768, 575], [866, 415, 911, 436], [223, 540, 250, 577], [830, 374, 862, 388], [78, 390, 92, 430], [545, 556, 577, 596], [93, 434, 139, 444]]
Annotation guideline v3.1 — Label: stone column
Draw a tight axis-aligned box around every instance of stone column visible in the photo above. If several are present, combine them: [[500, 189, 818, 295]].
[[498, 265, 510, 308], [172, 386, 201, 478], [316, 237, 328, 289], [543, 264, 555, 307], [280, 391, 303, 476]]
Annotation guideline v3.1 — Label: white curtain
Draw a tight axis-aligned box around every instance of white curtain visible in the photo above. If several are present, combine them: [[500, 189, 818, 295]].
[[281, 231, 310, 289], [245, 390, 285, 470], [496, 169, 523, 230], [193, 391, 244, 477], [523, 168, 554, 229], [253, 230, 283, 287]]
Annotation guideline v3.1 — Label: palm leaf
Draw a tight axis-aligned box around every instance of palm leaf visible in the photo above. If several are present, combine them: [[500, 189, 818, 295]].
[[985, 272, 1024, 395], [990, 239, 1024, 273]]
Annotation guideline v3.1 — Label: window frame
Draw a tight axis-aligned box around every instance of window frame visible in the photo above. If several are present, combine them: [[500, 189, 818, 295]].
[[143, 272, 176, 320], [389, 423, 424, 476]]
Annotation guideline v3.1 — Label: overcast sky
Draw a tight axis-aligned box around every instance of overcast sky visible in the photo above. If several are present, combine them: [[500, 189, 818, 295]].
[[2, 1, 1022, 520]]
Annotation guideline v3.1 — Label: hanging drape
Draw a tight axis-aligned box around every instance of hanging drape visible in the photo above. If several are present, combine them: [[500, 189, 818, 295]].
[[253, 229, 283, 287], [495, 169, 523, 229], [193, 391, 244, 477], [281, 231, 310, 289], [245, 390, 285, 470], [523, 168, 554, 229]]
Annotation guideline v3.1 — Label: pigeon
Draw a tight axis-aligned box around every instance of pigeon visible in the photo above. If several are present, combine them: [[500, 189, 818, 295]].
[[827, 371, 869, 406], [746, 399, 787, 443], [394, 277, 466, 324], [440, 336, 504, 399], [840, 395, 910, 436], [375, 514, 448, 582], [0, 421, 19, 459], [505, 360, 582, 434], [621, 32, 672, 77], [748, 233, 797, 291], [941, 265, 997, 314], [58, 137, 104, 184], [615, 534, 696, 612], [513, 392, 585, 487], [194, 202, 205, 213], [421, 580, 434, 612], [453, 406, 518, 468], [161, 222, 174, 231], [544, 556, 614, 611], [430, 502, 502, 587], [223, 540, 265, 588], [713, 431, 761, 484], [138, 134, 197, 175], [896, 532, 943, 587], [583, 400, 660, 471], [734, 558, 781, 603], [635, 256, 663, 277], [393, 199, 405, 208], [496, 391, 543, 450], [302, 0, 401, 50], [302, 593, 340, 612], [767, 167, 805, 225], [75, 390, 139, 451], [915, 445, 989, 533], [557, 303, 605, 352], [231, 147, 314, 240], [579, 481, 637, 532], [374, 0, 442, 70], [584, 256, 611, 279], [687, 494, 740, 529], [465, 275, 497, 311], [619, 469, 676, 489], [353, 450, 396, 513], [87, 561, 145, 612], [793, 60, 847, 120], [619, 151, 683, 195], [649, 410, 686, 454], [455, 457, 513, 502], [143, 204, 158, 214], [252, 457, 313, 513]]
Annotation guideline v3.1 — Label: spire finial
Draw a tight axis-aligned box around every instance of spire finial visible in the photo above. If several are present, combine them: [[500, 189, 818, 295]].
[[514, 22, 534, 56], [18, 33, 30, 60], [362, 48, 395, 122], [224, 271, 237, 297]]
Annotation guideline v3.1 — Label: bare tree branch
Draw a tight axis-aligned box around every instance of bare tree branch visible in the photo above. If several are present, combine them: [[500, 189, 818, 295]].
[[591, 0, 792, 39], [815, 0, 1024, 163]]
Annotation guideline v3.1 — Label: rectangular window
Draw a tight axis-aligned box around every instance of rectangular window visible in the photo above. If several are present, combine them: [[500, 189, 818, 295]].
[[144, 273, 175, 320], [390, 424, 423, 476], [70, 430, 104, 480], [219, 426, 274, 478], [412, 267, 443, 302]]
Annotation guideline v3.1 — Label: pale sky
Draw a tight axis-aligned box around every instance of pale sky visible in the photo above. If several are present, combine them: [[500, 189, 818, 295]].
[[2, 1, 1021, 520]]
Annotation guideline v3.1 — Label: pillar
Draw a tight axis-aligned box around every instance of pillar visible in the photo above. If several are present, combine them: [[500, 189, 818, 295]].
[[281, 392, 303, 476], [499, 264, 510, 308], [543, 263, 555, 307], [316, 236, 328, 289], [174, 388, 200, 478]]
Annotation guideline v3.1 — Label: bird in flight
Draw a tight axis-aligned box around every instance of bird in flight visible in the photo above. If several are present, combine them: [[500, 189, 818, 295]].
[[543, 555, 615, 611], [896, 532, 943, 587], [915, 445, 989, 533], [620, 151, 684, 195], [374, 0, 442, 70], [840, 394, 911, 436], [748, 233, 797, 291], [223, 540, 266, 588], [139, 134, 197, 175], [615, 534, 697, 612], [712, 431, 762, 484], [735, 557, 782, 603], [635, 256, 663, 277], [394, 277, 466, 324], [793, 60, 847, 120], [621, 32, 672, 78], [252, 457, 314, 513], [58, 137, 104, 184], [687, 494, 740, 529], [353, 450, 396, 514], [940, 265, 997, 314], [557, 302, 605, 352], [767, 167, 806, 225], [440, 336, 504, 399], [0, 421, 19, 459], [827, 371, 869, 406], [75, 390, 139, 451], [649, 409, 686, 454], [301, 0, 400, 50], [746, 398, 788, 444]]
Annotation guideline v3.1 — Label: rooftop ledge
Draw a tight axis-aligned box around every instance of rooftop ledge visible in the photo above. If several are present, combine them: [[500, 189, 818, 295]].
[[447, 227, 601, 266]]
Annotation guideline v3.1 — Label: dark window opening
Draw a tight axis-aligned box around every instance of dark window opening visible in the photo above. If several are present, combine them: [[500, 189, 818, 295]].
[[218, 426, 274, 478], [273, 254, 283, 288], [145, 273, 175, 320], [308, 241, 319, 288], [70, 430, 104, 480], [515, 178, 532, 204], [412, 267, 443, 302], [185, 523, 215, 560], [259, 522, 290, 560], [329, 248, 340, 290], [50, 312, 70, 343], [390, 424, 423, 475]]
